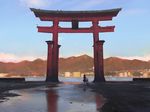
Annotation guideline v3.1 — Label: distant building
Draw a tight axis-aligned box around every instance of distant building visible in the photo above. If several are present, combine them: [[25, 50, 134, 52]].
[[143, 72, 148, 78], [119, 73, 124, 77], [0, 73, 8, 77], [118, 71, 131, 77], [72, 72, 81, 77], [81, 72, 94, 77], [64, 72, 72, 77]]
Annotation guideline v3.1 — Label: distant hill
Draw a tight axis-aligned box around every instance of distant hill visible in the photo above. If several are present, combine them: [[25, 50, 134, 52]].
[[0, 55, 150, 76], [59, 54, 93, 73], [104, 57, 150, 71], [0, 59, 47, 76]]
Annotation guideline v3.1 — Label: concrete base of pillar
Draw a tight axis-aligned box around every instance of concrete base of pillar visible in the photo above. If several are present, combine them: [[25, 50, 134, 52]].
[[93, 76, 105, 82], [46, 76, 59, 82]]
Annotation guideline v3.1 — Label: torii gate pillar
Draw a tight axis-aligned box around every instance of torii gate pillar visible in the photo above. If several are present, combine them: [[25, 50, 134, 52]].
[[46, 41, 54, 82], [46, 40, 60, 82], [92, 21, 105, 82], [94, 40, 105, 82]]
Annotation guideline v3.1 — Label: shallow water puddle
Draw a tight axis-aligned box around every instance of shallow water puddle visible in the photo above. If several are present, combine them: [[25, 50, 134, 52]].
[[0, 83, 106, 112]]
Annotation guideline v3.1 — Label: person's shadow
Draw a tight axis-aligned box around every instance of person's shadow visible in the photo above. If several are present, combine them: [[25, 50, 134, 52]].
[[83, 84, 87, 92]]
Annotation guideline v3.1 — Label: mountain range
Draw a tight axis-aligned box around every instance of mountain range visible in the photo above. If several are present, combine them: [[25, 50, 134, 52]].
[[0, 54, 150, 76]]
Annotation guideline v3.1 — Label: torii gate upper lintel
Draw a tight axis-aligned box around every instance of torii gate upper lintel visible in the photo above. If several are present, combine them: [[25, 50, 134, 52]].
[[31, 8, 121, 82]]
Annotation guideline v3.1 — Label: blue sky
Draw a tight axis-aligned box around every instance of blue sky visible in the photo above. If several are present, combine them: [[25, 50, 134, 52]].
[[0, 0, 150, 62]]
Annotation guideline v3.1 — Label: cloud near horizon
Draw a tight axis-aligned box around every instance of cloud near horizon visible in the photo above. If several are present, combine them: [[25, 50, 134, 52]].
[[0, 53, 46, 63], [117, 55, 150, 62], [1, 53, 150, 62]]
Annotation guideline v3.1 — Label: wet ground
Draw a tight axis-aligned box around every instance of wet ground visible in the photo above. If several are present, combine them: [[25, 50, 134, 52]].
[[0, 82, 106, 112]]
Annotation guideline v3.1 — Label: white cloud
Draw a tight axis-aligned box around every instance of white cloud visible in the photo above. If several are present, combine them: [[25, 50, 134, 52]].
[[0, 53, 46, 63], [116, 55, 150, 61], [19, 0, 50, 8]]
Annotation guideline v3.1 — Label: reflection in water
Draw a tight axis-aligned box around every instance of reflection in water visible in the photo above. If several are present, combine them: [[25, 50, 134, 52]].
[[46, 90, 58, 112], [45, 83, 106, 112], [96, 94, 106, 111], [0, 83, 106, 112]]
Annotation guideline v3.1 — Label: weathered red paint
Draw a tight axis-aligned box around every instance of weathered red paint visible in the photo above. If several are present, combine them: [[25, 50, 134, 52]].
[[46, 41, 53, 81], [94, 40, 105, 82], [92, 20, 100, 82], [51, 20, 59, 82], [37, 26, 115, 33], [31, 8, 121, 82], [46, 90, 58, 112], [40, 16, 113, 21], [56, 45, 61, 79]]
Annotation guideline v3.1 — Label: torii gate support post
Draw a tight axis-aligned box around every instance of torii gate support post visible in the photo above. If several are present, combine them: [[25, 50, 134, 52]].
[[46, 41, 53, 82], [56, 45, 61, 80], [96, 40, 105, 82]]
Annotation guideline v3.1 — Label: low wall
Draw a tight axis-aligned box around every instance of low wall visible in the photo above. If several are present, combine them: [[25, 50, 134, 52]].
[[0, 78, 25, 82], [133, 78, 150, 82]]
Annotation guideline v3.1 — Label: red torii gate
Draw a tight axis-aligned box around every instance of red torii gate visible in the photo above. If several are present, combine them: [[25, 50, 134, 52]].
[[31, 8, 121, 82]]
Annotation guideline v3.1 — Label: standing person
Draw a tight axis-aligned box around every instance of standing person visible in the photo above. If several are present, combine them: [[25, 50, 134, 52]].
[[83, 75, 88, 85]]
